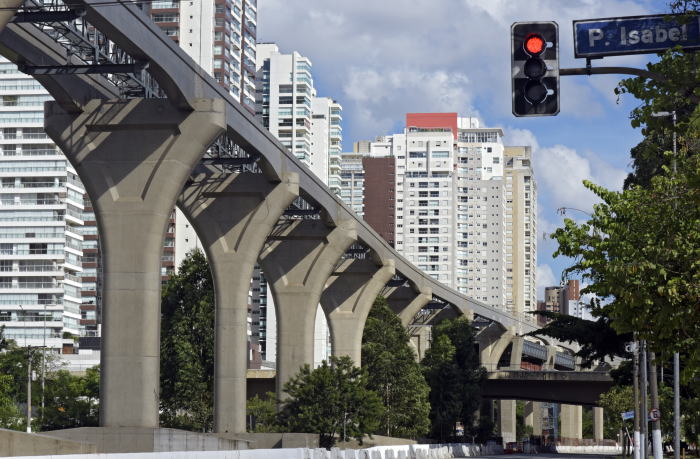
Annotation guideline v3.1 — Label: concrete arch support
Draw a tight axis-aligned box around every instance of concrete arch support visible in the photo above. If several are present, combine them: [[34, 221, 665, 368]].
[[322, 257, 395, 364], [45, 98, 226, 428], [178, 170, 299, 433], [391, 287, 432, 328], [0, 1, 22, 31], [259, 219, 357, 397], [477, 324, 516, 370]]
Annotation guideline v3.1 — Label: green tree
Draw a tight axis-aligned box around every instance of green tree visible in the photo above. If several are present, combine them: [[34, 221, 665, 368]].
[[159, 249, 215, 432], [0, 374, 22, 429], [421, 334, 462, 442], [431, 317, 486, 436], [278, 356, 382, 449], [38, 368, 99, 430], [550, 154, 700, 377], [361, 296, 430, 438], [598, 385, 634, 440], [246, 392, 280, 433], [529, 310, 632, 367]]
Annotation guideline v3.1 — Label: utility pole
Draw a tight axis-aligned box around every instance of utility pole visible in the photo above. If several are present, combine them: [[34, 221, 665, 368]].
[[649, 352, 662, 459], [633, 339, 641, 459], [641, 341, 649, 459], [674, 352, 680, 459], [26, 346, 32, 433]]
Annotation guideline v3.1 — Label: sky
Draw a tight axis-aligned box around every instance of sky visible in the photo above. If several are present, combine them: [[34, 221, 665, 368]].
[[257, 0, 669, 301]]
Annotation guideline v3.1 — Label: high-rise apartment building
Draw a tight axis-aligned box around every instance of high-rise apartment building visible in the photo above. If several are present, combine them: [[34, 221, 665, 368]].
[[0, 58, 85, 351], [254, 44, 343, 364], [148, 0, 257, 111], [540, 280, 583, 319], [336, 151, 365, 217], [358, 113, 537, 318], [360, 155, 395, 245], [504, 146, 537, 315]]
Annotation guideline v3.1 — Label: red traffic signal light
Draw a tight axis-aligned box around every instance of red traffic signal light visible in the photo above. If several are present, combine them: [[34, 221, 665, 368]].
[[511, 22, 559, 117], [524, 34, 546, 55]]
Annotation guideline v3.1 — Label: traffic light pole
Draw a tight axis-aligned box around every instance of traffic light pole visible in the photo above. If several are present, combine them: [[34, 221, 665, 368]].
[[560, 66, 700, 104]]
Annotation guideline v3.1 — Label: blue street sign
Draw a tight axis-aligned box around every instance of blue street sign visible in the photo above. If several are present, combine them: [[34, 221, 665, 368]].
[[573, 14, 700, 58], [621, 410, 635, 421]]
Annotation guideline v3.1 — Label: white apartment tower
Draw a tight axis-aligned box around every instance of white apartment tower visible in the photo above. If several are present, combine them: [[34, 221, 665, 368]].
[[360, 113, 536, 318], [0, 58, 85, 350], [149, 0, 257, 111], [336, 151, 365, 217], [504, 146, 537, 316]]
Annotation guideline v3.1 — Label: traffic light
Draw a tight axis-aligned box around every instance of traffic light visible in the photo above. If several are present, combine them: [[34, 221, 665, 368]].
[[511, 21, 559, 117]]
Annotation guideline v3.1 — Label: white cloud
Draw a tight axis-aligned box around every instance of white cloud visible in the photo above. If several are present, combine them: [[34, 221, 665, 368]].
[[536, 264, 557, 300], [342, 68, 479, 137], [258, 0, 653, 142]]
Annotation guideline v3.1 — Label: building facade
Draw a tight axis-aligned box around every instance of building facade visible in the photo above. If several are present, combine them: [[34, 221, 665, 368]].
[[0, 58, 86, 351], [503, 146, 537, 316], [358, 113, 537, 318], [148, 0, 257, 111]]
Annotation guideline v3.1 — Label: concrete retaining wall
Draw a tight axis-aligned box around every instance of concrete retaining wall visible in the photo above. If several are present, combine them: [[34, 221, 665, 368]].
[[0, 428, 96, 456], [555, 444, 622, 454], [5, 442, 501, 458]]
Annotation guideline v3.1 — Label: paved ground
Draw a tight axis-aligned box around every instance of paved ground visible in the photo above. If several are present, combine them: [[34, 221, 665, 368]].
[[462, 455, 617, 459]]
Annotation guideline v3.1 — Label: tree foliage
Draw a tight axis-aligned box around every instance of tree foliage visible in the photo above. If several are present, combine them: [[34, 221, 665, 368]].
[[38, 367, 99, 431], [421, 317, 485, 442], [529, 310, 632, 367], [246, 392, 280, 433], [550, 154, 700, 377], [361, 296, 430, 439], [598, 385, 634, 439], [160, 249, 215, 432], [279, 356, 382, 449]]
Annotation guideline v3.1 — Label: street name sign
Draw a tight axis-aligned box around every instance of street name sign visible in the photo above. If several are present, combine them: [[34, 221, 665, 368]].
[[574, 14, 700, 58], [621, 410, 635, 421]]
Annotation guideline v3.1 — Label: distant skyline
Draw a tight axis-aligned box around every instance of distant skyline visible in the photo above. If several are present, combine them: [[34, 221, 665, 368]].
[[258, 0, 668, 300]]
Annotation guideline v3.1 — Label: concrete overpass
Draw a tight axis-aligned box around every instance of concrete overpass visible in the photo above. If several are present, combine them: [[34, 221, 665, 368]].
[[483, 370, 613, 405]]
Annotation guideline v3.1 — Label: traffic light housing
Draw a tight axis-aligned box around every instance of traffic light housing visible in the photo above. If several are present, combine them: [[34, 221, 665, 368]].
[[511, 21, 559, 117]]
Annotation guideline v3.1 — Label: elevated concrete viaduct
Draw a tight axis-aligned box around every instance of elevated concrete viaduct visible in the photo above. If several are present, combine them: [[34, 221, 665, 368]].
[[0, 1, 594, 447]]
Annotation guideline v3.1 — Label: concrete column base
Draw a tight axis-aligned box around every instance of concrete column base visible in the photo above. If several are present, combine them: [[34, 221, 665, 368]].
[[560, 404, 583, 445], [593, 406, 604, 442], [500, 399, 516, 445], [525, 401, 543, 437], [45, 98, 226, 428]]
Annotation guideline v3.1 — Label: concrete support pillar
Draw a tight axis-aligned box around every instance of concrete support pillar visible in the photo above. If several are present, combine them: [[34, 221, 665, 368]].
[[321, 257, 395, 364], [178, 170, 298, 433], [45, 98, 226, 427], [0, 1, 23, 31], [544, 346, 557, 370], [560, 404, 583, 444], [593, 406, 604, 442], [259, 218, 356, 397], [524, 401, 543, 437], [500, 399, 517, 445], [477, 324, 515, 371], [509, 336, 524, 370]]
